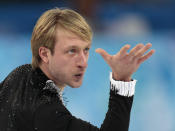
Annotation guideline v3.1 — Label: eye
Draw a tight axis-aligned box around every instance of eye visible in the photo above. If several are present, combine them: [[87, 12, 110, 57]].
[[84, 47, 90, 54], [68, 49, 76, 54]]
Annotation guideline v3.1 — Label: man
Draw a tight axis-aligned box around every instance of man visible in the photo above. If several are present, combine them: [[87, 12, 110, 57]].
[[0, 8, 155, 131]]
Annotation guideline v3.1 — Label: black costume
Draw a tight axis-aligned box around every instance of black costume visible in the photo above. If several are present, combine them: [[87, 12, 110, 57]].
[[0, 64, 133, 131]]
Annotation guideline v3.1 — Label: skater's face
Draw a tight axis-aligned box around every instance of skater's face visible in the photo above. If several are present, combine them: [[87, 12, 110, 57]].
[[41, 28, 91, 88]]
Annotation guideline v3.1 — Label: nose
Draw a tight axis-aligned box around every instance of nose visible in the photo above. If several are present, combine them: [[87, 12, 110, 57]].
[[77, 51, 88, 68]]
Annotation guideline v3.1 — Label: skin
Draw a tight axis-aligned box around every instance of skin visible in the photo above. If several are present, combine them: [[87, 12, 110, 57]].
[[39, 27, 155, 89], [39, 28, 91, 89], [96, 43, 155, 81]]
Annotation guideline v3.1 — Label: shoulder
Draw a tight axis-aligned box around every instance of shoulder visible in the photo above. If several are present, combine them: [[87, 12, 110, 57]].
[[2, 64, 32, 84]]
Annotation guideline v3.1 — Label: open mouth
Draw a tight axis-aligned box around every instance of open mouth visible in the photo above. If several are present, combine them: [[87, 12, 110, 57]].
[[74, 73, 83, 80]]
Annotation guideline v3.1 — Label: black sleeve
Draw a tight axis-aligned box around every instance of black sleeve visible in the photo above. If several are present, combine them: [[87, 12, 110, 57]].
[[33, 90, 134, 131]]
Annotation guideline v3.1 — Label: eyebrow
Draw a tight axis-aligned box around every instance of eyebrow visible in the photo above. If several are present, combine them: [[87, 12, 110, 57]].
[[65, 43, 91, 49]]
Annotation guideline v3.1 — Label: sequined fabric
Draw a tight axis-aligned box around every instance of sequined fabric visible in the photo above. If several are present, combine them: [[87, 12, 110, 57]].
[[0, 64, 67, 131]]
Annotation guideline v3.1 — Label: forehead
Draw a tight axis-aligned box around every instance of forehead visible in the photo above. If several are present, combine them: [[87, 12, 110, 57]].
[[55, 28, 91, 48]]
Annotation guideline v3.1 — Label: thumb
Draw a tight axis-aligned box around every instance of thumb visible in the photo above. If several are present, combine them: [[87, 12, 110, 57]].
[[95, 48, 111, 61]]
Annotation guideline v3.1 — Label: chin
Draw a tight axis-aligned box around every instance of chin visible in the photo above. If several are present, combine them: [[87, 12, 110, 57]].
[[69, 82, 82, 88], [71, 85, 81, 88]]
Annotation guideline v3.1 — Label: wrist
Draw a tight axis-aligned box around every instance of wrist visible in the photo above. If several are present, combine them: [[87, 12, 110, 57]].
[[112, 72, 132, 82], [110, 72, 136, 97]]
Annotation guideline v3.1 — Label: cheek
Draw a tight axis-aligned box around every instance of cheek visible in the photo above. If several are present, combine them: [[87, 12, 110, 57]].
[[53, 58, 67, 69], [53, 57, 75, 71]]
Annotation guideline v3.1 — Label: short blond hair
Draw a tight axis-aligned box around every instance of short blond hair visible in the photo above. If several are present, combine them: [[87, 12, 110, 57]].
[[31, 8, 93, 69]]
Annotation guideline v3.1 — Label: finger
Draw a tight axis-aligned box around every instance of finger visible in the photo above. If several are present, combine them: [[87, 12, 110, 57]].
[[138, 49, 155, 64], [135, 43, 152, 58], [128, 43, 144, 57], [95, 48, 111, 61], [119, 44, 131, 57]]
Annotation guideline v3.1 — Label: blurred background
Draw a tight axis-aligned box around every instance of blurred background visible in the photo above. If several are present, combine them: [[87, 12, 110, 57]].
[[0, 0, 175, 131]]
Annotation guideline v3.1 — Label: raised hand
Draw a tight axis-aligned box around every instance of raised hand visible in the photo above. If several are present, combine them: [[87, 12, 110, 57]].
[[95, 43, 155, 81]]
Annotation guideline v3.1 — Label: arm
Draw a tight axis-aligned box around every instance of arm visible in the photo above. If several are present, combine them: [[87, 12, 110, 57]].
[[33, 81, 135, 131], [32, 72, 136, 131]]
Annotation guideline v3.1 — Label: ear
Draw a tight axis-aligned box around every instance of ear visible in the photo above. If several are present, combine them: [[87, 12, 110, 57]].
[[39, 46, 50, 63]]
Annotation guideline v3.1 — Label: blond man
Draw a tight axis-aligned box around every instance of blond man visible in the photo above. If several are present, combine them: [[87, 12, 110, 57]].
[[0, 8, 154, 131]]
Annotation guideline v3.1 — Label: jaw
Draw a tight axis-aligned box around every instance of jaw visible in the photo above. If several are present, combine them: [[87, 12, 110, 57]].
[[69, 81, 83, 88], [68, 77, 83, 88]]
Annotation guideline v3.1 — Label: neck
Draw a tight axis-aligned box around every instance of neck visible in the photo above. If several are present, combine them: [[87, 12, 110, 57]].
[[39, 63, 66, 90]]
